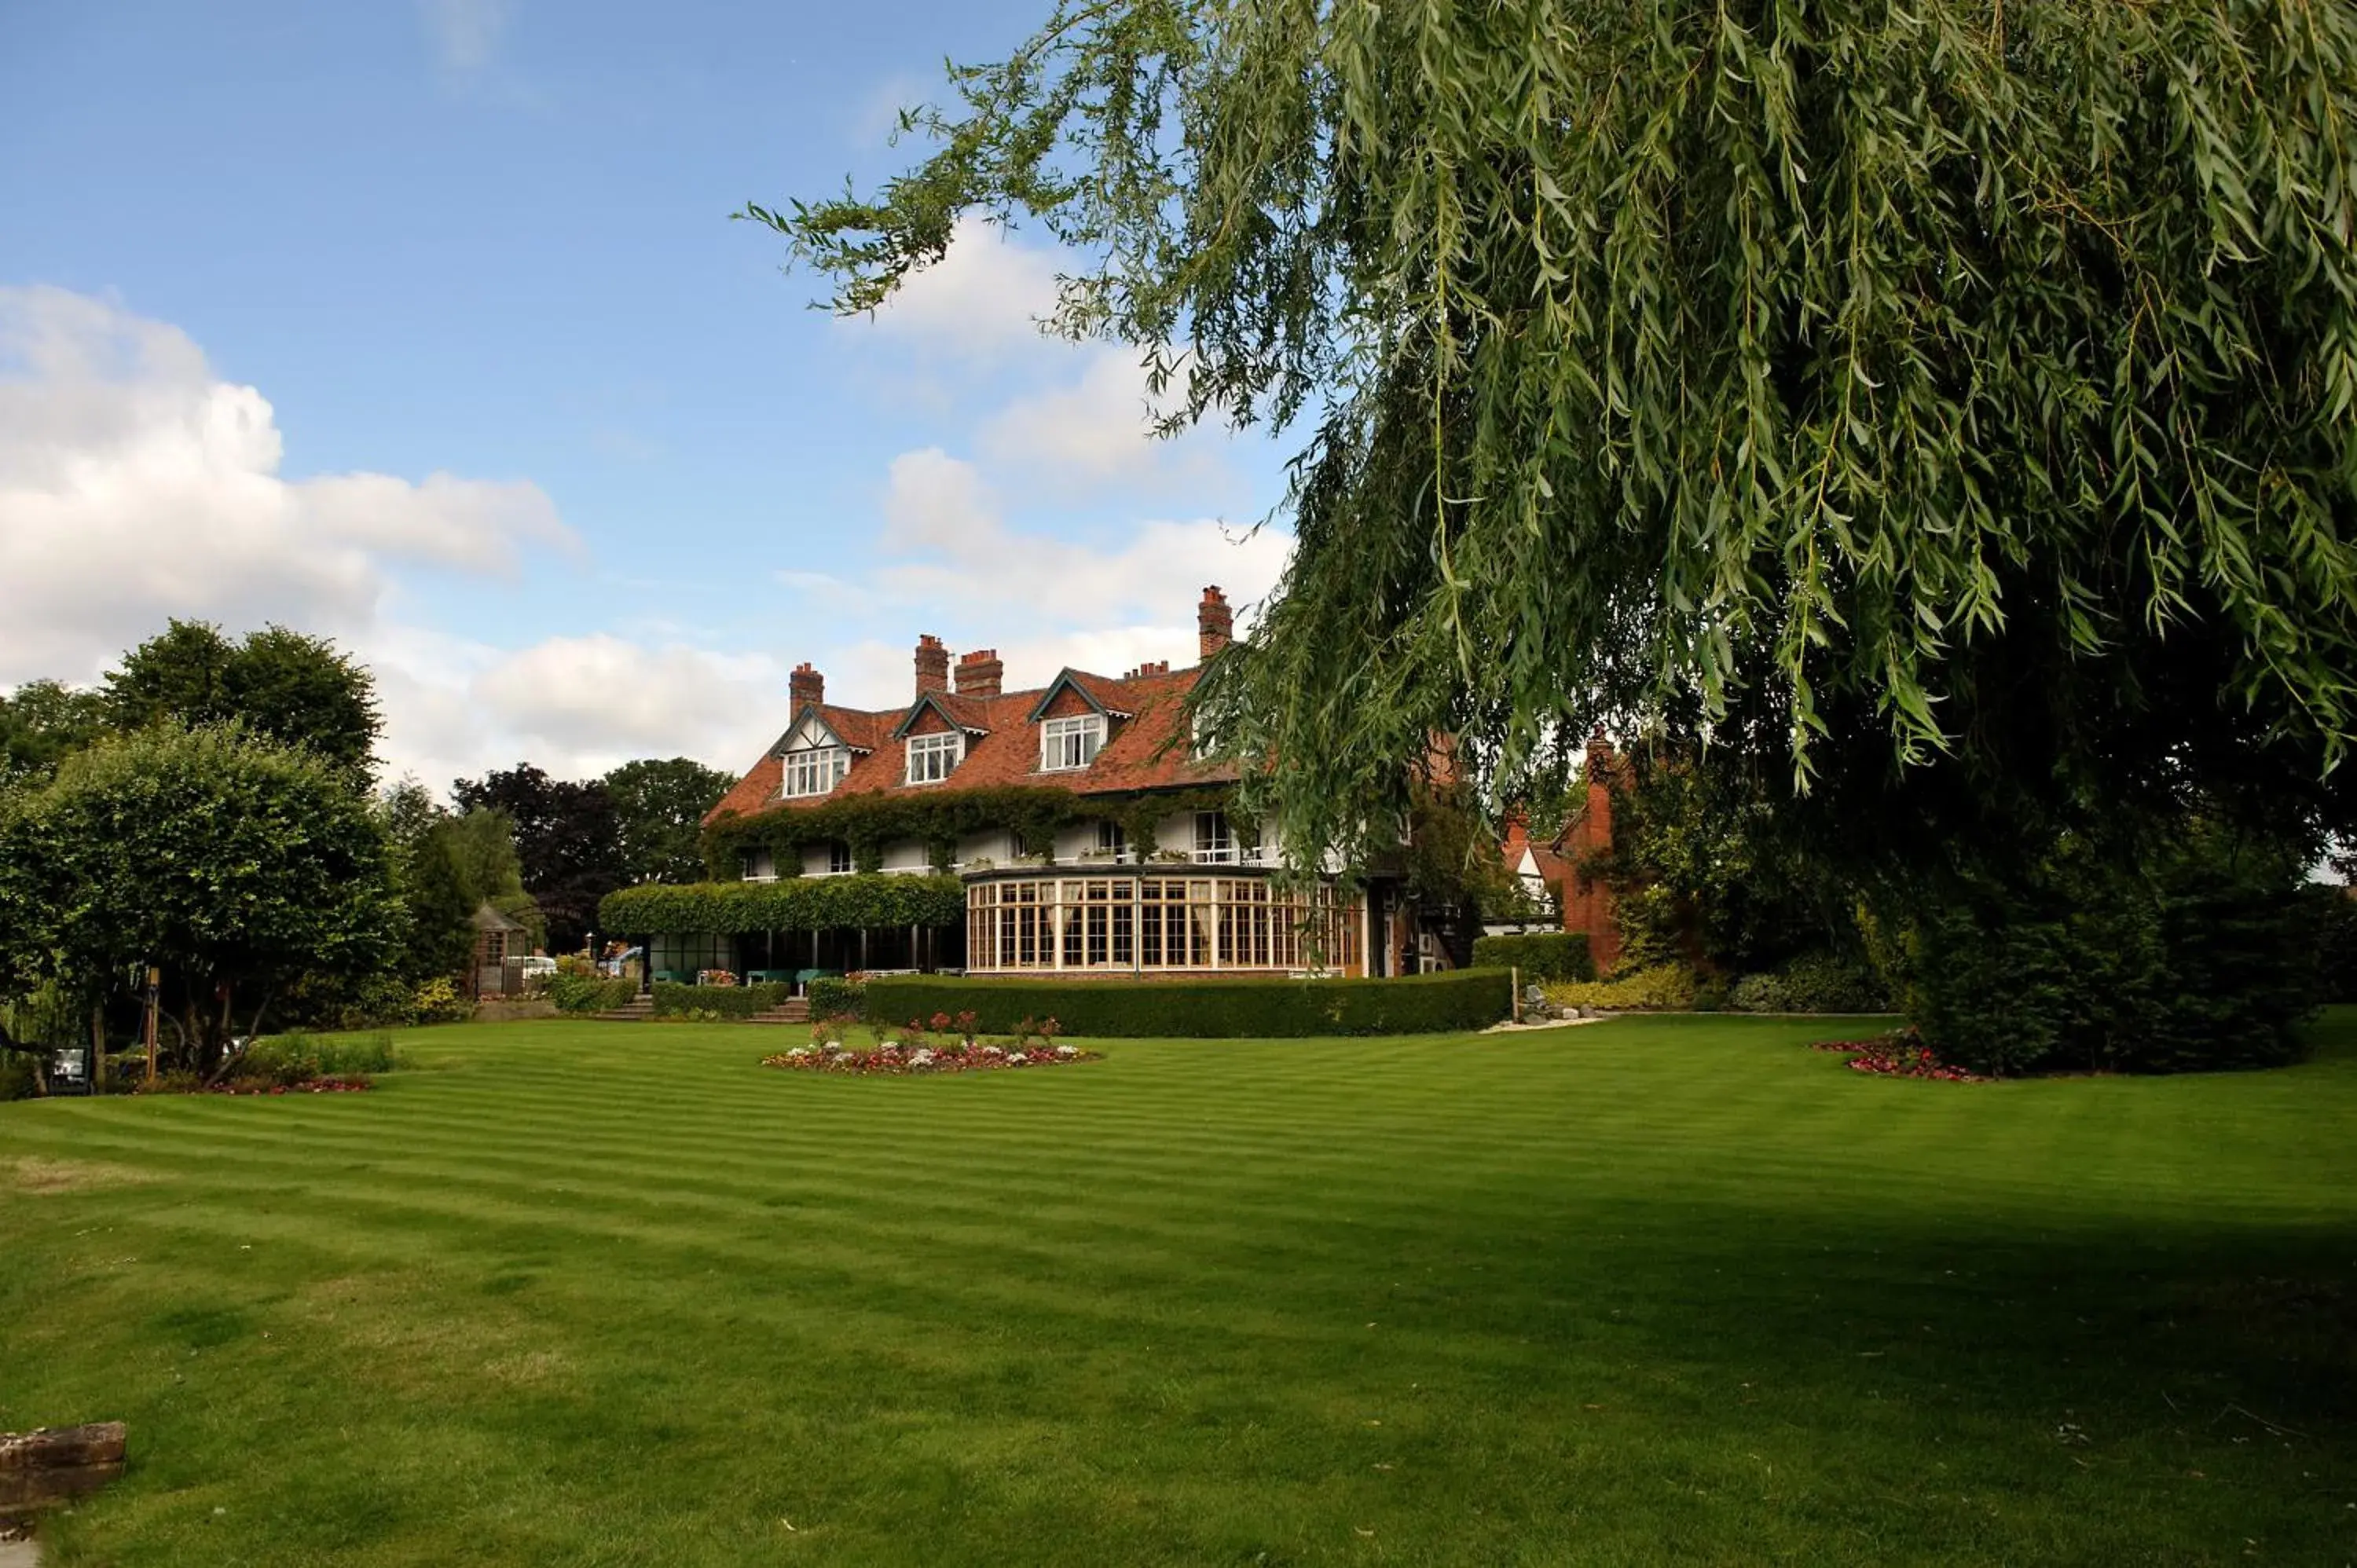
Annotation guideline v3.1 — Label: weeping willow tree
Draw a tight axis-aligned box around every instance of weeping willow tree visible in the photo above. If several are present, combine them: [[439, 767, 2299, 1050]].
[[751, 0, 2357, 879]]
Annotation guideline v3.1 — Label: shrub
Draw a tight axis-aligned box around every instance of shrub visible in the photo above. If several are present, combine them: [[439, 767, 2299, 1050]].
[[1726, 951, 1893, 1013], [231, 1034, 321, 1086], [860, 969, 1512, 1038], [808, 975, 867, 1020], [1543, 964, 1703, 1012], [1901, 831, 2325, 1076], [2322, 891, 2357, 1004], [232, 1031, 403, 1085], [411, 977, 471, 1025], [548, 974, 635, 1014], [1469, 932, 1595, 983], [651, 981, 791, 1019], [0, 1052, 39, 1101]]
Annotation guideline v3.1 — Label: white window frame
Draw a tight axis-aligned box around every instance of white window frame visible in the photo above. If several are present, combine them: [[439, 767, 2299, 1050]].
[[783, 746, 848, 799], [1040, 715, 1105, 772], [827, 841, 854, 875], [904, 731, 963, 785], [1193, 810, 1234, 863]]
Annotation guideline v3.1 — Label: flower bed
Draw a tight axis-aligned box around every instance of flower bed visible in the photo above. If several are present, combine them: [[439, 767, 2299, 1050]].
[[763, 1039, 1098, 1076], [203, 1077, 376, 1096], [1812, 1032, 1987, 1083]]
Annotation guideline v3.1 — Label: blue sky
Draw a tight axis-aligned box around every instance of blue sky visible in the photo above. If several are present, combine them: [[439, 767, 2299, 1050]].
[[0, 0, 1295, 791]]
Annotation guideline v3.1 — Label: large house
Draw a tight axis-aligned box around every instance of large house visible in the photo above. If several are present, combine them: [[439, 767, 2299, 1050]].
[[682, 587, 1423, 981]]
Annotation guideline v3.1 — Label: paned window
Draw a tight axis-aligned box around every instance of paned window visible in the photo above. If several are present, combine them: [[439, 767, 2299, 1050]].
[[961, 875, 1362, 974], [1095, 819, 1127, 856], [1040, 715, 1105, 771], [905, 732, 962, 785], [827, 841, 853, 875], [1193, 811, 1233, 861], [783, 746, 849, 798]]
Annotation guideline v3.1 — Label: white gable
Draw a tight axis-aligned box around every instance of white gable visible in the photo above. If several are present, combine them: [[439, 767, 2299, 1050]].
[[784, 711, 842, 753]]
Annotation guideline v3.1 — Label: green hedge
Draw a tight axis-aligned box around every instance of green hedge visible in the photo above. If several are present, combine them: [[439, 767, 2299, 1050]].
[[861, 969, 1512, 1038], [548, 974, 636, 1014], [599, 875, 965, 936], [808, 976, 866, 1020], [1470, 932, 1595, 983], [651, 981, 794, 1019]]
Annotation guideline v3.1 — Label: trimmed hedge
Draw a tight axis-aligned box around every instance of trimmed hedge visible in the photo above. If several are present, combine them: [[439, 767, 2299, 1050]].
[[861, 969, 1512, 1038], [1470, 932, 1595, 983], [548, 974, 636, 1014], [651, 981, 793, 1019], [599, 875, 965, 936], [808, 976, 866, 1020]]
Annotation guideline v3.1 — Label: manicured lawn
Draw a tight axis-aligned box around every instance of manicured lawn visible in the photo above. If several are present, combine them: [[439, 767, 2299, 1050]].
[[3, 1012, 2353, 1566]]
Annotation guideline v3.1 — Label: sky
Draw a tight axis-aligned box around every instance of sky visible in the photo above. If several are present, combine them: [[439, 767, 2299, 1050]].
[[0, 0, 1296, 797]]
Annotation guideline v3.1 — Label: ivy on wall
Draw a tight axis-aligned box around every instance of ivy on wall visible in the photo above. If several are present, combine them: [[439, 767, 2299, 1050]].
[[698, 783, 1246, 879], [599, 874, 966, 936]]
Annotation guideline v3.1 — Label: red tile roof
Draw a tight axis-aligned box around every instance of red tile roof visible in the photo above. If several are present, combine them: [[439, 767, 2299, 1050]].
[[705, 661, 1235, 826]]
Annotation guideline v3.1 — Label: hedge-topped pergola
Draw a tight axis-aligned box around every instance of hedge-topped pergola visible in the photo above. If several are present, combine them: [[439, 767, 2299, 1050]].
[[599, 875, 968, 987]]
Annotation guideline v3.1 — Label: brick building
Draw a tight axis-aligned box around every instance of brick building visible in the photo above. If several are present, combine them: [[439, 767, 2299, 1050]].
[[689, 587, 1428, 980], [1498, 731, 1623, 973]]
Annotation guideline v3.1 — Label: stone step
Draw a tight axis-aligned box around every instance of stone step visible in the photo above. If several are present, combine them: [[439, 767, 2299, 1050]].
[[747, 1002, 811, 1024], [593, 998, 656, 1020]]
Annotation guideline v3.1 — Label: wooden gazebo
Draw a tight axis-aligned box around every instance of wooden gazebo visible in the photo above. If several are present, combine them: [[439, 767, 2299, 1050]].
[[468, 902, 527, 998]]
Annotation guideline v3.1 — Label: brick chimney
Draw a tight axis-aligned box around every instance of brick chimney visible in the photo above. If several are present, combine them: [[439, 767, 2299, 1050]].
[[955, 648, 1003, 698], [789, 662, 824, 709], [914, 634, 950, 696], [1198, 585, 1233, 663]]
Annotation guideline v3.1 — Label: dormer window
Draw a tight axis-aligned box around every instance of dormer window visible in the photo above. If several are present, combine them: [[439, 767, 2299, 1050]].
[[906, 732, 962, 785], [1041, 715, 1105, 771], [783, 746, 848, 799]]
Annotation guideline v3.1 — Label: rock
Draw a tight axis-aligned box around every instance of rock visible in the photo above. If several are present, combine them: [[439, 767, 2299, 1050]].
[[0, 1423, 126, 1515]]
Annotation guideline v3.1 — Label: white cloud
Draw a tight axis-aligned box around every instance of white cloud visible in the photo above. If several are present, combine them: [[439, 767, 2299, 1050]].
[[419, 0, 513, 72], [0, 285, 576, 689], [467, 635, 782, 776], [786, 443, 1289, 708], [863, 216, 1065, 357], [0, 284, 735, 789]]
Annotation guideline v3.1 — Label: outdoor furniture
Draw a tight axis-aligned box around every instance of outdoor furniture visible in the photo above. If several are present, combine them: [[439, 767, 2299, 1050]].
[[746, 969, 794, 986]]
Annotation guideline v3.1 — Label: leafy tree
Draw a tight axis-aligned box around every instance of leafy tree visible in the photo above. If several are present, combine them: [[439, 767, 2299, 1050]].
[[761, 0, 2357, 885], [0, 724, 402, 1076], [603, 757, 737, 885], [105, 620, 381, 780], [0, 680, 107, 786], [451, 765, 621, 951]]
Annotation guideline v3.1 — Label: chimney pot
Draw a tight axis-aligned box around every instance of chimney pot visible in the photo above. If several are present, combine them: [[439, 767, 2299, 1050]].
[[914, 634, 950, 697], [955, 647, 1003, 698], [1197, 585, 1233, 664]]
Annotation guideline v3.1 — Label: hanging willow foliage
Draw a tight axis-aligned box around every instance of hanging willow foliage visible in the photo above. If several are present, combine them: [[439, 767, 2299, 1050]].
[[751, 0, 2357, 874]]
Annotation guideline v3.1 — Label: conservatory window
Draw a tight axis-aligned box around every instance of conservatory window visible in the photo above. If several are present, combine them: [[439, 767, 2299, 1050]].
[[1040, 715, 1104, 771], [905, 731, 962, 785]]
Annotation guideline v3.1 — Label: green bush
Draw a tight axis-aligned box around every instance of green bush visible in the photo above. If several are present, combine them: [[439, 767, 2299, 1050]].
[[548, 974, 636, 1014], [2322, 891, 2357, 1004], [1902, 831, 2324, 1076], [1543, 964, 1703, 1012], [1726, 951, 1893, 1013], [808, 975, 866, 1020], [1470, 932, 1595, 983], [0, 1051, 39, 1101], [599, 876, 965, 937], [232, 1031, 403, 1085], [651, 981, 792, 1020], [861, 969, 1512, 1037]]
